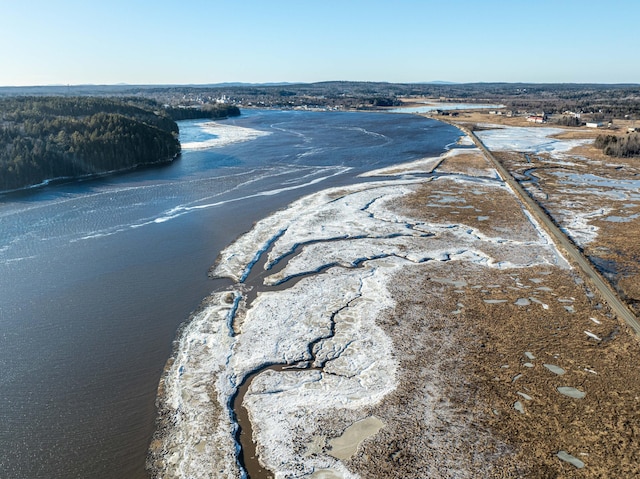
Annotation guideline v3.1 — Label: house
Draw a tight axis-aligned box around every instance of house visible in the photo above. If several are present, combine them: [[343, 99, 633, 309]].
[[586, 121, 604, 128], [527, 115, 545, 123]]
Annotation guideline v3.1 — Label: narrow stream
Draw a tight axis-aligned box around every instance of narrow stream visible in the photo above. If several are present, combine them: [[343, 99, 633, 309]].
[[228, 232, 300, 479], [231, 365, 286, 479], [227, 221, 363, 478]]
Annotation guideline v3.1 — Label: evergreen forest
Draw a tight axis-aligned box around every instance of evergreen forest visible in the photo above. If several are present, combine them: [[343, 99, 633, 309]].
[[0, 97, 182, 191], [163, 103, 240, 121]]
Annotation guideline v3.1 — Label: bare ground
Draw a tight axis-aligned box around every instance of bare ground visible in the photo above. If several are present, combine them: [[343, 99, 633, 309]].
[[490, 147, 640, 315], [338, 174, 640, 478], [286, 134, 640, 478]]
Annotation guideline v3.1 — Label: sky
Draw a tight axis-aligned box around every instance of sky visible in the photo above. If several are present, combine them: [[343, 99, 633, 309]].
[[0, 0, 638, 86]]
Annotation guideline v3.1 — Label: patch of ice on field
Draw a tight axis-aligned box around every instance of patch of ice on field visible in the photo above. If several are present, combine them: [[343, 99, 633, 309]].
[[557, 451, 585, 469], [241, 263, 398, 477], [557, 386, 586, 399], [555, 207, 610, 246], [476, 127, 589, 157], [544, 364, 566, 375]]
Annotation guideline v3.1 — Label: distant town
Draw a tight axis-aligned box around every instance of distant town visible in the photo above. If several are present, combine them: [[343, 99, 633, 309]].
[[2, 81, 639, 123]]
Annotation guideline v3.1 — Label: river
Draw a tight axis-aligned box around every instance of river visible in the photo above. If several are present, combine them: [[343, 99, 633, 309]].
[[0, 109, 460, 478]]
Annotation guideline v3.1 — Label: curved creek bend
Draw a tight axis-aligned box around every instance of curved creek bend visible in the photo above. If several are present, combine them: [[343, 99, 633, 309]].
[[227, 227, 356, 478]]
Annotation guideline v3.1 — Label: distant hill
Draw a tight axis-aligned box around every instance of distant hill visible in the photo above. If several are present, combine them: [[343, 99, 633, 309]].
[[0, 83, 297, 97], [419, 81, 459, 85]]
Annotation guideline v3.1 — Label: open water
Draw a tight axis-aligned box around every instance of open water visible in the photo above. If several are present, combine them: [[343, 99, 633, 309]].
[[0, 109, 460, 478]]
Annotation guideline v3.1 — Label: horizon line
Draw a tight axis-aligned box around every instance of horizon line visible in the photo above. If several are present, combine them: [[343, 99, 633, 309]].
[[1, 80, 640, 89]]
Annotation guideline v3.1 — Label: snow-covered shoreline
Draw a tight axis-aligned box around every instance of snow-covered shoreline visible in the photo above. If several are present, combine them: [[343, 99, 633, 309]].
[[148, 130, 574, 478]]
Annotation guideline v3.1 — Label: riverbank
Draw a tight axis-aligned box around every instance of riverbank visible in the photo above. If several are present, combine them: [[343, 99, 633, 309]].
[[0, 97, 182, 192], [147, 130, 640, 478], [0, 153, 180, 197]]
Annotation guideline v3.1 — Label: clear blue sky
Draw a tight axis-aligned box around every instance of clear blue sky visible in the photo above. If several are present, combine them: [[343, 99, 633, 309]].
[[1, 0, 638, 86]]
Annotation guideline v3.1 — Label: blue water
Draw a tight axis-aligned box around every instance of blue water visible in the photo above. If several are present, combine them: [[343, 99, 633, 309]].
[[392, 102, 505, 114], [0, 109, 460, 478]]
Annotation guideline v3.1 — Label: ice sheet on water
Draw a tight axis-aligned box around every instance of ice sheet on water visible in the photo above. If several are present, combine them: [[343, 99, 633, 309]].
[[181, 121, 271, 150]]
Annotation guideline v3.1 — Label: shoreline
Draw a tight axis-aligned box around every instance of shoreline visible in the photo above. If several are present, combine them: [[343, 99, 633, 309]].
[[146, 139, 559, 477], [0, 110, 463, 479], [148, 117, 640, 478], [0, 153, 180, 197]]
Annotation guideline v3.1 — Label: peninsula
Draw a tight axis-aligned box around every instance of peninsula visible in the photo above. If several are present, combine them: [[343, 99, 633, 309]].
[[0, 97, 183, 192], [148, 108, 640, 478]]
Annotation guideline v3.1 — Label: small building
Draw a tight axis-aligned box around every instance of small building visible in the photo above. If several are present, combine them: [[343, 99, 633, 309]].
[[586, 121, 604, 128], [527, 115, 545, 123]]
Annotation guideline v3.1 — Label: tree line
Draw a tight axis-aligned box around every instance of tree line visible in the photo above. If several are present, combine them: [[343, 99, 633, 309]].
[[164, 103, 240, 121], [594, 133, 640, 157], [0, 97, 181, 191]]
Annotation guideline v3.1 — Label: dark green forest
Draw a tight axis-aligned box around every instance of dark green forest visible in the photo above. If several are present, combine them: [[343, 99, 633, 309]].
[[164, 103, 240, 121], [0, 97, 181, 191]]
